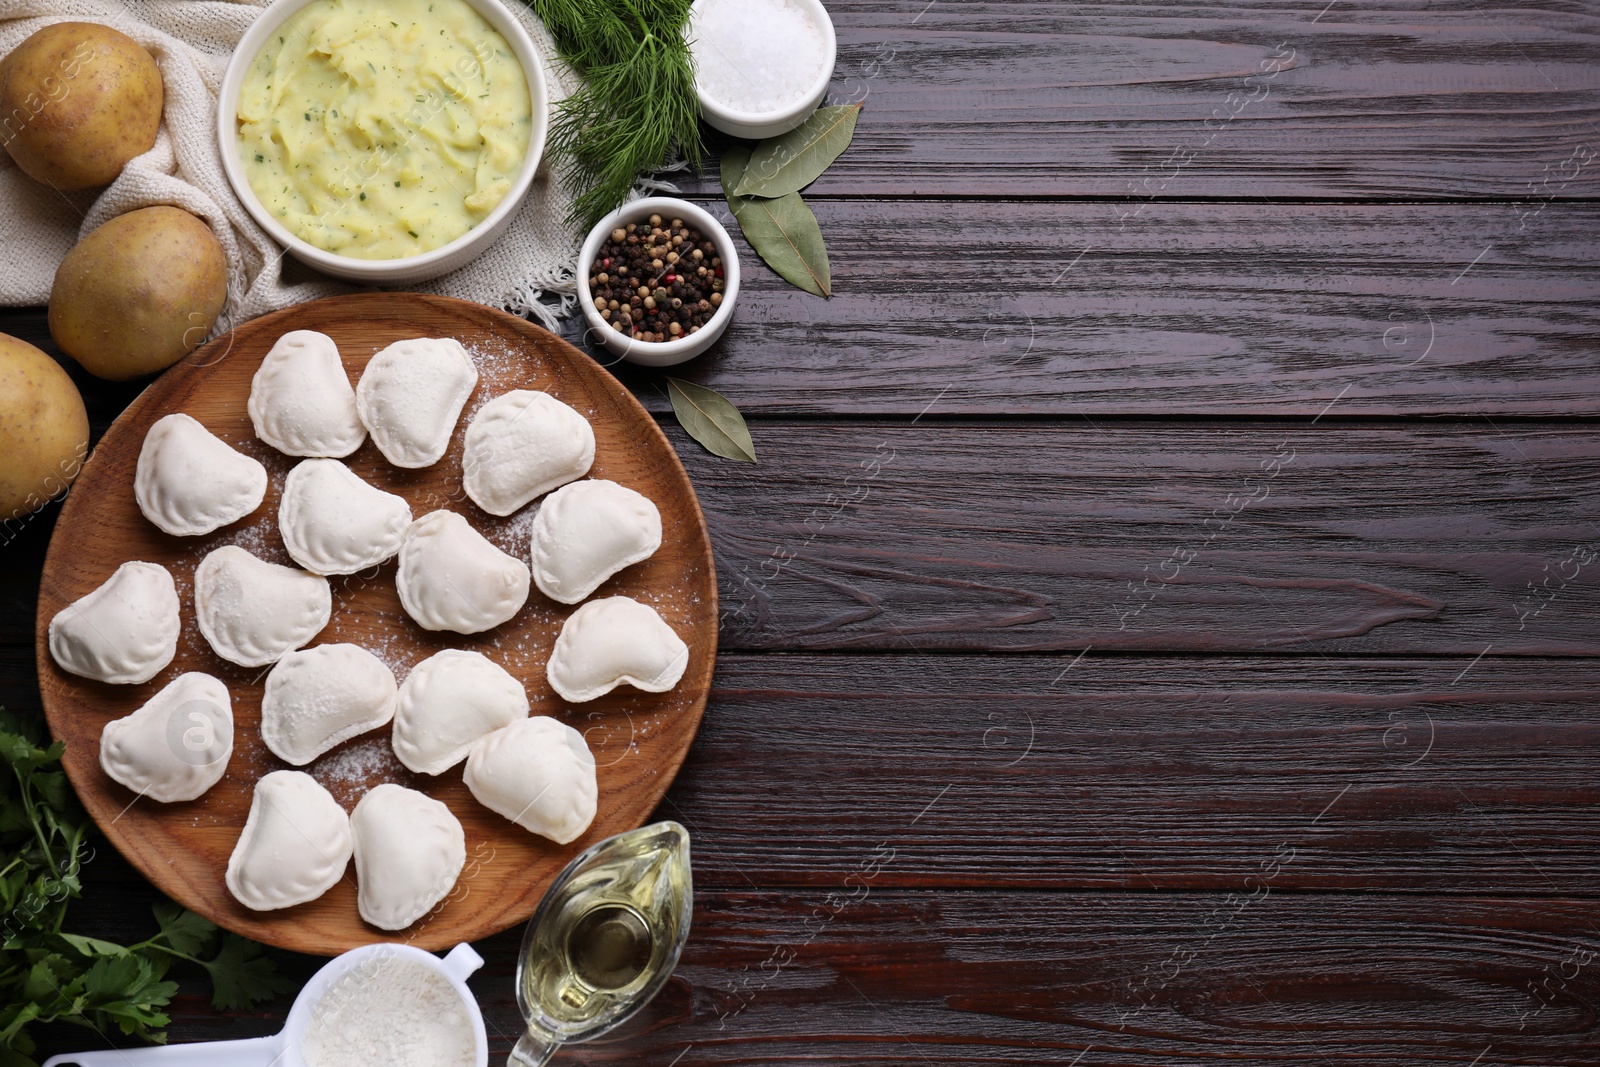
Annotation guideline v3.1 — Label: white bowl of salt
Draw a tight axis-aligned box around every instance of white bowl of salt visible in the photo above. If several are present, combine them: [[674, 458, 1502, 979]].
[[42, 943, 488, 1067], [687, 0, 837, 139]]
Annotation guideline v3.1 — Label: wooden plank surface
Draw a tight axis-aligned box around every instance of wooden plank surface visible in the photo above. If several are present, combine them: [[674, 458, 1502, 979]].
[[10, 195, 1600, 418], [11, 417, 1600, 658], [673, 0, 1600, 201], [43, 853, 1600, 1065], [6, 647, 1596, 895], [7, 0, 1600, 1061], [674, 422, 1600, 656], [563, 891, 1600, 1066], [665, 653, 1600, 893], [617, 201, 1600, 417]]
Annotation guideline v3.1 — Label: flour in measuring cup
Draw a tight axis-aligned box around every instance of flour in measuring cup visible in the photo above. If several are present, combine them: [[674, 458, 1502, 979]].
[[302, 956, 475, 1067]]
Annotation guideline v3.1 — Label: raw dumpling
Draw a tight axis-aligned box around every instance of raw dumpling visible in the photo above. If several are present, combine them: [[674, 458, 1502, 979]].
[[529, 480, 662, 604], [462, 390, 595, 516], [260, 644, 398, 765], [351, 784, 466, 930], [134, 414, 267, 536], [464, 717, 597, 844], [48, 561, 180, 685], [226, 770, 352, 911], [279, 459, 412, 575], [354, 337, 478, 468], [545, 596, 688, 703], [99, 672, 233, 802], [392, 649, 529, 775], [395, 510, 529, 633], [195, 546, 332, 668], [247, 330, 365, 457]]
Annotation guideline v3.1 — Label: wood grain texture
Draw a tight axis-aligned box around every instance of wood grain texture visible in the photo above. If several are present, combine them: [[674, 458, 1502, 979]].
[[32, 294, 717, 955], [11, 649, 1600, 894], [664, 653, 1600, 893], [680, 422, 1600, 656], [12, 196, 1600, 419], [674, 0, 1600, 201], [36, 861, 1600, 1066], [597, 200, 1600, 417], [561, 892, 1600, 1066], [7, 0, 1600, 1060]]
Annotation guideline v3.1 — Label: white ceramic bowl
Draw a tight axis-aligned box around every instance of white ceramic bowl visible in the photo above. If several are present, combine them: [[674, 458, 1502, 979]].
[[688, 0, 837, 140], [217, 0, 547, 285], [577, 197, 739, 367]]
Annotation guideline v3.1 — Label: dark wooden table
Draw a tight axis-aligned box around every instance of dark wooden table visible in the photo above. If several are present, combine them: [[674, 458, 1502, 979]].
[[7, 1, 1600, 1062]]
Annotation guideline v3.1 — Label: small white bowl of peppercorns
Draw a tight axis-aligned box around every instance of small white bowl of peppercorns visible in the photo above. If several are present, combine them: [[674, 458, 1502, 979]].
[[578, 196, 740, 366]]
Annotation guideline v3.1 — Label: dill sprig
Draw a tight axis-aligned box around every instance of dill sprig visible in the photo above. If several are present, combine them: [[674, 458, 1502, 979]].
[[532, 0, 704, 230]]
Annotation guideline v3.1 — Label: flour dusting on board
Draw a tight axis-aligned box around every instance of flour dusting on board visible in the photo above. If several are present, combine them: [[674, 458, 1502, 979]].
[[312, 738, 408, 805]]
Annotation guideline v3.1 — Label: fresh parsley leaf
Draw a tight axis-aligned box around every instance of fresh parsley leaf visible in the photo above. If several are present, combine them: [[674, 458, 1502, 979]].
[[0, 710, 286, 1063], [58, 934, 127, 958], [82, 956, 176, 1035], [202, 935, 292, 1012], [151, 900, 215, 958], [20, 957, 72, 1005]]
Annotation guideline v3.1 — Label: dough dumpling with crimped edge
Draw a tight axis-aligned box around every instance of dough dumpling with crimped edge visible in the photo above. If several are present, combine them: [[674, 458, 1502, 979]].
[[464, 717, 597, 845], [260, 644, 398, 766], [396, 510, 529, 634], [545, 595, 688, 703], [354, 337, 478, 468], [48, 561, 180, 685], [99, 672, 233, 803], [391, 649, 528, 776], [194, 545, 332, 668], [134, 414, 267, 536], [247, 330, 365, 457], [462, 390, 595, 516], [529, 479, 662, 604], [351, 783, 466, 930], [226, 770, 352, 911], [279, 459, 411, 575]]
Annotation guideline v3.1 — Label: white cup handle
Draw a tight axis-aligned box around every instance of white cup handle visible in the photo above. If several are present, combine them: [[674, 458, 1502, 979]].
[[43, 1035, 283, 1067], [441, 942, 485, 983]]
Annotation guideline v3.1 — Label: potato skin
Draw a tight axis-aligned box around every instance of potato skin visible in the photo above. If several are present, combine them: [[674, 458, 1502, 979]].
[[0, 22, 163, 190], [0, 333, 90, 523], [49, 206, 229, 381]]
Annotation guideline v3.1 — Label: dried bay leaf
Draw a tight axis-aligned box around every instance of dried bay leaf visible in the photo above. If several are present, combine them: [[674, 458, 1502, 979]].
[[722, 145, 832, 298], [667, 378, 757, 463], [732, 104, 863, 198]]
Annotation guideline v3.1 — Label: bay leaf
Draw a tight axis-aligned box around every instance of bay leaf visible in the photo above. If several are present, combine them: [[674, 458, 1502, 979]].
[[720, 143, 757, 217], [733, 104, 863, 198], [723, 144, 832, 297], [667, 378, 757, 463]]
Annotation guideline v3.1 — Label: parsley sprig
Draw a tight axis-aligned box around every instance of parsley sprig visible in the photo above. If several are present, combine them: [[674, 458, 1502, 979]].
[[0, 711, 290, 1066]]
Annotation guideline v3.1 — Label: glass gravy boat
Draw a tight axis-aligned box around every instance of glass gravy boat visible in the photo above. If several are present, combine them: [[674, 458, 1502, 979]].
[[510, 821, 693, 1066]]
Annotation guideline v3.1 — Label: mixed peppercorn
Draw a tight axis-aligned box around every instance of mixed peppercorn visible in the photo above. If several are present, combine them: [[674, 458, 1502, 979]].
[[587, 213, 725, 343]]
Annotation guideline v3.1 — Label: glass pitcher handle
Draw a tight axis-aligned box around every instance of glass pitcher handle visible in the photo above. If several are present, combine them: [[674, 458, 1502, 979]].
[[508, 1029, 561, 1067]]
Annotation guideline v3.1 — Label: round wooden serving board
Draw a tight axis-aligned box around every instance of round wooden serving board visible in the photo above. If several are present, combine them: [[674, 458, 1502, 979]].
[[35, 293, 716, 955]]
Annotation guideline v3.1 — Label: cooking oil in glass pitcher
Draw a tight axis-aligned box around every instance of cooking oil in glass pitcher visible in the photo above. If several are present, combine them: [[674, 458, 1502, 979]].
[[511, 821, 692, 1065]]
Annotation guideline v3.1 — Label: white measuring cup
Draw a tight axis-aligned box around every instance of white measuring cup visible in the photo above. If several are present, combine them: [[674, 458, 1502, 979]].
[[42, 942, 487, 1067]]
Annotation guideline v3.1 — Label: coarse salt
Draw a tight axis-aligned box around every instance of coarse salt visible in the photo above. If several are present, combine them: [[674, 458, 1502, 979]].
[[689, 0, 829, 114]]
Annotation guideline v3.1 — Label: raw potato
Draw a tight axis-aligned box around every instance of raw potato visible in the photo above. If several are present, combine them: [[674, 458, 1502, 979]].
[[49, 207, 228, 381], [0, 333, 89, 522], [0, 23, 163, 190]]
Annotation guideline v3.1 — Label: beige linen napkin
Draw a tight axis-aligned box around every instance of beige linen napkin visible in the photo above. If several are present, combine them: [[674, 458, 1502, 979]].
[[0, 0, 587, 329]]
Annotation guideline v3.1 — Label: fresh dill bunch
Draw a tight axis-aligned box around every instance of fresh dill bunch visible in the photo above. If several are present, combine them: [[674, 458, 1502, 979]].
[[532, 0, 704, 230]]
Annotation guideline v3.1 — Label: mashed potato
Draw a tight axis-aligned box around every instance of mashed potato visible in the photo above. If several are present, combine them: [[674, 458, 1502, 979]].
[[237, 0, 531, 259]]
